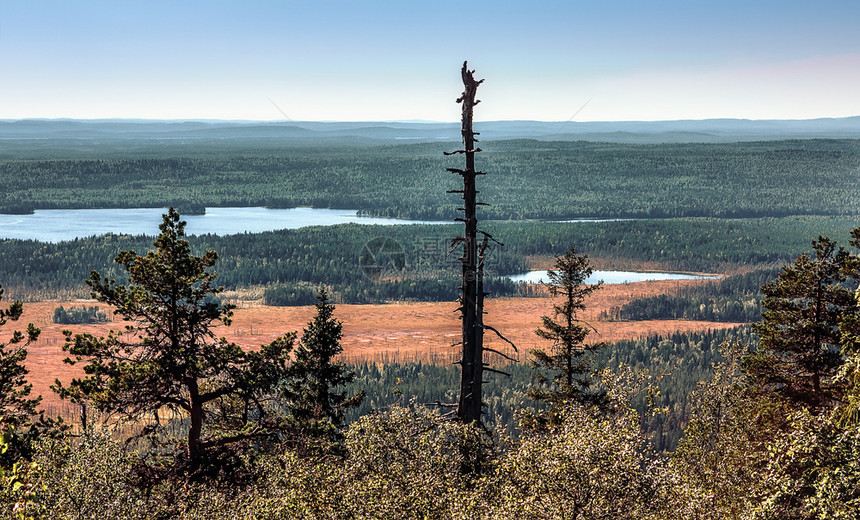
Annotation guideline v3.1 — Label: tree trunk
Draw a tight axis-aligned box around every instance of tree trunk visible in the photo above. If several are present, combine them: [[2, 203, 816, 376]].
[[455, 62, 484, 424], [188, 379, 203, 461]]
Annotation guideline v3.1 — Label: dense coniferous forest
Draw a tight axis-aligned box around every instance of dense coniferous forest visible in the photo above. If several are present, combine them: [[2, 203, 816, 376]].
[[344, 326, 755, 450], [1, 139, 858, 218], [602, 268, 779, 322], [1, 216, 857, 303]]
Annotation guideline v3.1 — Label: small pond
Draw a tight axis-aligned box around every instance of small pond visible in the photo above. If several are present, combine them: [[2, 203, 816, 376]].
[[507, 270, 720, 285]]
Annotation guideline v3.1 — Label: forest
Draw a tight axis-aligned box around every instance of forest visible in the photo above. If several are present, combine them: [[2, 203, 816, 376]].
[[0, 138, 858, 219], [1, 129, 860, 518], [344, 325, 757, 451], [1, 216, 857, 303], [601, 268, 779, 323]]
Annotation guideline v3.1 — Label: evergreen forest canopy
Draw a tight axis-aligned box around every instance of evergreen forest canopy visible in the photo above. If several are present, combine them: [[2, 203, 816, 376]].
[[1, 216, 858, 303], [0, 138, 858, 219]]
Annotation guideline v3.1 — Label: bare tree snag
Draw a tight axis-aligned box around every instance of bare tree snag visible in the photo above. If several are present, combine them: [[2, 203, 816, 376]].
[[451, 62, 487, 424], [446, 62, 516, 427]]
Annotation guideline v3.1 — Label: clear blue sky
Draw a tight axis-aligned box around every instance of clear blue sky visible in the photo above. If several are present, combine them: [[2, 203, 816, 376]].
[[1, 0, 858, 122]]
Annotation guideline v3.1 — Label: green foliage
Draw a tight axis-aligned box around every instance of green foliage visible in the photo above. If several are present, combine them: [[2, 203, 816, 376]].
[[1, 139, 859, 220], [528, 247, 606, 411], [227, 448, 349, 519], [667, 233, 860, 519], [835, 228, 860, 426], [669, 352, 860, 520], [604, 268, 778, 323], [486, 404, 665, 520], [755, 412, 860, 520], [600, 327, 758, 451], [51, 305, 108, 325], [26, 433, 150, 519], [335, 405, 489, 518], [668, 342, 780, 519], [0, 432, 46, 520], [53, 209, 295, 469], [262, 283, 319, 306], [11, 397, 859, 520], [4, 406, 493, 519], [745, 234, 859, 408], [283, 290, 363, 453], [0, 287, 41, 434]]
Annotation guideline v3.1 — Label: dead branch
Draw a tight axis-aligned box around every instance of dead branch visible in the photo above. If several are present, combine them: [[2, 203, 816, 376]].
[[484, 346, 518, 362], [483, 324, 519, 352]]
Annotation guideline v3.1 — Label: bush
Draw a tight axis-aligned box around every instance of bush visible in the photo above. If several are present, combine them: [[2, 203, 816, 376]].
[[25, 433, 151, 519], [263, 284, 319, 306], [486, 405, 666, 520], [51, 306, 109, 325]]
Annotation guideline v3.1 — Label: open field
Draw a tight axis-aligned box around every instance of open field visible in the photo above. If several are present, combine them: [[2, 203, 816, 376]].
[[5, 278, 744, 410]]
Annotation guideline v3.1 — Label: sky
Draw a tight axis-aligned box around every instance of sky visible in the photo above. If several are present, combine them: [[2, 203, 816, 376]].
[[1, 0, 859, 122]]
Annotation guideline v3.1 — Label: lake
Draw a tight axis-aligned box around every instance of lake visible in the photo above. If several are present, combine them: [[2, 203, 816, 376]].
[[0, 207, 719, 284], [507, 270, 719, 285], [0, 207, 444, 243], [0, 207, 642, 243]]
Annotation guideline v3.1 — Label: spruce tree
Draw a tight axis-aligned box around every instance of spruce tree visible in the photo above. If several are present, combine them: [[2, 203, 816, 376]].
[[285, 288, 363, 449], [528, 247, 606, 411]]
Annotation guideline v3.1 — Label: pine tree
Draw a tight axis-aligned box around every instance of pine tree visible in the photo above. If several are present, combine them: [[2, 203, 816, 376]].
[[0, 285, 63, 468], [0, 286, 41, 435], [54, 209, 295, 469], [528, 247, 606, 411], [285, 288, 363, 449], [745, 234, 860, 409]]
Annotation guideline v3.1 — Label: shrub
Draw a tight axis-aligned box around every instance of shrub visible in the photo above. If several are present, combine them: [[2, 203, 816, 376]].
[[51, 306, 109, 325], [263, 284, 319, 306]]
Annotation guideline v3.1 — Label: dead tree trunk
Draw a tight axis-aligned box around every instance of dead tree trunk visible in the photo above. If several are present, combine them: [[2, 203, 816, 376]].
[[449, 62, 485, 424], [447, 62, 517, 426]]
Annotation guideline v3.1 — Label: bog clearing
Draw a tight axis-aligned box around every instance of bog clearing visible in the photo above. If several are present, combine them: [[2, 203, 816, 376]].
[[17, 279, 743, 410]]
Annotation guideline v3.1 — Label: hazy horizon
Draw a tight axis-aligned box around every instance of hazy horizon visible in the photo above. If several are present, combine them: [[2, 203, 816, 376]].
[[4, 115, 860, 125], [2, 1, 859, 122]]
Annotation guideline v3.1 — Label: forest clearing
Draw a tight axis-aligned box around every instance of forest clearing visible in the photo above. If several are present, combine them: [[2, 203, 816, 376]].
[[14, 278, 741, 410]]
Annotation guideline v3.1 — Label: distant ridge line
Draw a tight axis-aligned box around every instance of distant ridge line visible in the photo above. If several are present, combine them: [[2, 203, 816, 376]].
[[1, 116, 860, 144]]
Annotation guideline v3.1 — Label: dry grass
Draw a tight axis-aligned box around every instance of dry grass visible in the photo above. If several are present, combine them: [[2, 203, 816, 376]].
[[6, 279, 742, 410]]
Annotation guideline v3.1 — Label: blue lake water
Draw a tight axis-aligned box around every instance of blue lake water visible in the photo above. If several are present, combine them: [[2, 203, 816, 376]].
[[507, 270, 719, 285], [0, 207, 720, 282], [0, 207, 443, 243]]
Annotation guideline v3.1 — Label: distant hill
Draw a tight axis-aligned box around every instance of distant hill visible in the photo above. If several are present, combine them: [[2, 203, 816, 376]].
[[2, 117, 860, 144]]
